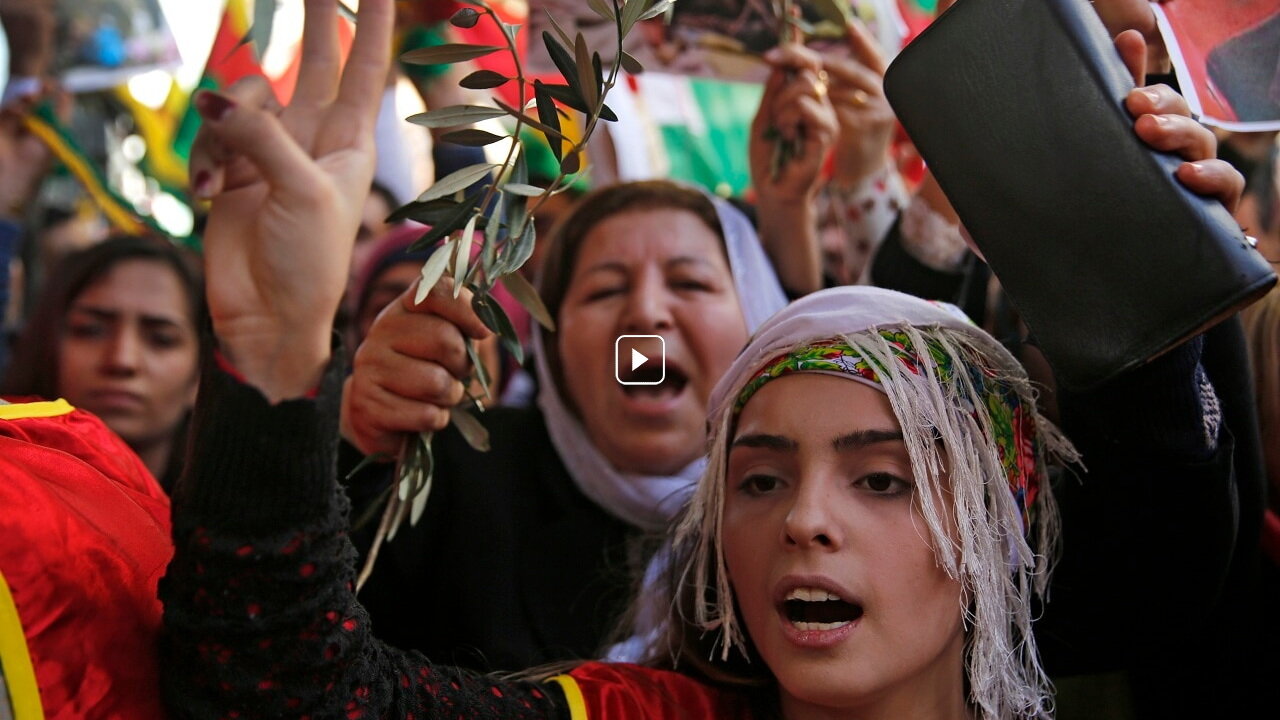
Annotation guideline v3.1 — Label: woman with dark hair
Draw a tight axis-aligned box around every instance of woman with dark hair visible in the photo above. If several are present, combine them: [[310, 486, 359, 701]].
[[3, 235, 207, 490]]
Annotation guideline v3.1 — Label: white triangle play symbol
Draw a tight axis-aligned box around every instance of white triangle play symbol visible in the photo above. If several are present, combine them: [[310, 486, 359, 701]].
[[631, 348, 648, 371]]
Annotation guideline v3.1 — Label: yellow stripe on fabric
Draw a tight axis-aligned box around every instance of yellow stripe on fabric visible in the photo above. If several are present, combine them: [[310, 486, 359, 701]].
[[0, 570, 45, 720], [0, 399, 74, 421], [548, 674, 589, 720], [21, 115, 145, 235]]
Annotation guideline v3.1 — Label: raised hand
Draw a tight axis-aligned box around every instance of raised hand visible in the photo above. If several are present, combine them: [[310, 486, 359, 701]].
[[749, 43, 837, 294], [190, 0, 394, 402], [823, 18, 896, 189]]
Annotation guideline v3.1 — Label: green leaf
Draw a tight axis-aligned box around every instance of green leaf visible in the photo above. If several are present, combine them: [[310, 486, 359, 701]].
[[388, 198, 462, 226], [416, 163, 494, 203], [575, 33, 599, 110], [561, 151, 582, 174], [638, 0, 675, 22], [401, 44, 504, 65], [450, 7, 481, 28], [453, 213, 478, 297], [502, 182, 545, 197], [407, 105, 506, 128], [465, 338, 492, 399], [586, 0, 615, 22], [619, 50, 644, 75], [533, 80, 564, 161], [541, 84, 618, 121], [250, 0, 276, 60], [501, 22, 522, 46], [411, 194, 483, 250], [473, 294, 524, 365], [500, 272, 556, 330], [505, 217, 538, 276], [483, 193, 504, 275], [459, 69, 509, 90], [621, 0, 649, 35], [408, 437, 435, 526], [493, 96, 569, 144], [415, 238, 456, 304], [544, 12, 575, 52], [541, 31, 586, 106], [450, 406, 491, 452], [512, 144, 530, 186], [439, 128, 507, 147]]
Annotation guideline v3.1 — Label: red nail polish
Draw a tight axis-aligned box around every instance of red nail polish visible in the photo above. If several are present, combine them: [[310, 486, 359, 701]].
[[196, 92, 234, 121]]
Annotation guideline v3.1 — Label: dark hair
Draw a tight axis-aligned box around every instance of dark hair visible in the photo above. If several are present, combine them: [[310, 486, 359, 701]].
[[3, 235, 208, 399], [535, 181, 724, 408]]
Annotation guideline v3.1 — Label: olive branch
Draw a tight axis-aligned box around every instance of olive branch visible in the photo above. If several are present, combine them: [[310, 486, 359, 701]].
[[355, 0, 673, 589]]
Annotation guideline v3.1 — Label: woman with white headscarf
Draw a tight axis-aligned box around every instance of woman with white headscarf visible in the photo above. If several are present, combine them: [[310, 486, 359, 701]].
[[344, 179, 791, 672]]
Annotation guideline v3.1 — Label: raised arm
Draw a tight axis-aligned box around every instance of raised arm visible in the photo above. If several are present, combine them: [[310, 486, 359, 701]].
[[160, 2, 561, 717]]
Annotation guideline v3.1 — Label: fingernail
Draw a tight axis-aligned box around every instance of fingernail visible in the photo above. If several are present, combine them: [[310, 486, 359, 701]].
[[1185, 161, 1204, 173], [763, 48, 781, 62], [1141, 88, 1161, 105], [195, 91, 234, 121], [192, 170, 212, 199], [1150, 114, 1170, 127]]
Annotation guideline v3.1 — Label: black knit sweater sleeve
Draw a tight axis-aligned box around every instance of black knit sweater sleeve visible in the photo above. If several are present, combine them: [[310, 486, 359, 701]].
[[159, 356, 571, 720]]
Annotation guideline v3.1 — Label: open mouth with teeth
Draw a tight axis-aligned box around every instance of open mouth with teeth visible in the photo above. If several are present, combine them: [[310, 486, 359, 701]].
[[619, 364, 690, 398], [782, 588, 864, 631]]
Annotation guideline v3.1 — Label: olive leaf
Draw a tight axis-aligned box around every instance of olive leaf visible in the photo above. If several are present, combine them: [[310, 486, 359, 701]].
[[533, 80, 564, 160], [251, 0, 276, 60], [459, 69, 509, 90], [412, 193, 479, 249], [450, 406, 491, 452], [416, 163, 494, 203], [407, 105, 507, 128], [453, 213, 478, 297], [621, 0, 649, 36], [415, 238, 456, 305], [492, 97, 569, 144], [408, 439, 435, 526], [586, 0, 615, 22], [450, 7, 481, 28], [465, 338, 492, 399], [639, 0, 676, 22], [540, 83, 618, 121], [440, 128, 508, 147], [401, 44, 504, 65], [500, 271, 555, 330], [544, 11, 575, 50], [542, 31, 586, 106], [501, 182, 544, 197], [620, 50, 644, 75], [575, 33, 599, 110], [473, 294, 523, 364]]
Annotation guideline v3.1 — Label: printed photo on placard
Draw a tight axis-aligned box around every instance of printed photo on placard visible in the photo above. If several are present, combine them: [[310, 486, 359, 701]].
[[1154, 0, 1280, 131]]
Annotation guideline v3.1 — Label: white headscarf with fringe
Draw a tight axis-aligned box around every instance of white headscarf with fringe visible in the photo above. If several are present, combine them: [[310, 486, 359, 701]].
[[667, 285, 1078, 720], [531, 192, 788, 533]]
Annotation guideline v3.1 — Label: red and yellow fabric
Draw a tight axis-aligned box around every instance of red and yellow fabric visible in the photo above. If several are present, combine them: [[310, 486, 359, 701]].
[[549, 662, 755, 720], [0, 399, 172, 719]]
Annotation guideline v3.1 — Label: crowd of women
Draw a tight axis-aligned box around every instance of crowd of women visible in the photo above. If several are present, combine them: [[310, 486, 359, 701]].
[[0, 0, 1277, 719]]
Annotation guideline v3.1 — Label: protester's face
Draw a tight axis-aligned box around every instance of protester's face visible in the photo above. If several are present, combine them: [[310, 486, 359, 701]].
[[557, 208, 748, 475], [58, 259, 200, 450], [723, 374, 966, 715]]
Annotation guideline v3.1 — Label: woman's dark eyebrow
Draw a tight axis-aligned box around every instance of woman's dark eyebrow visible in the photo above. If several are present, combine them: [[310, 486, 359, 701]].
[[665, 256, 711, 270], [730, 433, 797, 451], [833, 429, 904, 451], [71, 304, 183, 329]]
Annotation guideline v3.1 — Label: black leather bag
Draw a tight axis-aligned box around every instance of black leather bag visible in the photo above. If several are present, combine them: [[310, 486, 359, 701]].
[[883, 0, 1276, 389]]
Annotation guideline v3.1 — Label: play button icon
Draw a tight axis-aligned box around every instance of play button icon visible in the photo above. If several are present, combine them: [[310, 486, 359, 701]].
[[616, 335, 665, 385]]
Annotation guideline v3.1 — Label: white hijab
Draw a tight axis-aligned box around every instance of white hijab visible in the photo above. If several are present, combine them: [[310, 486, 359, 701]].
[[531, 192, 787, 532]]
